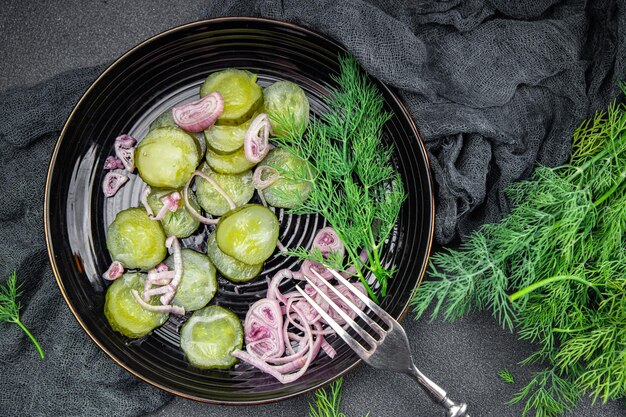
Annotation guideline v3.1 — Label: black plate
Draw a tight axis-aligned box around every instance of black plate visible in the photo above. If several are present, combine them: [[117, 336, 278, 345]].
[[44, 17, 434, 404]]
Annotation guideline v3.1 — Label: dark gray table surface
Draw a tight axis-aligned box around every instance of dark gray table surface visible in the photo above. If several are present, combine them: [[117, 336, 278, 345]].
[[1, 1, 624, 416]]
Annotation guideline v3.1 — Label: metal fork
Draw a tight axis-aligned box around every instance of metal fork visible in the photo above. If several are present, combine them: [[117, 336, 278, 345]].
[[295, 269, 470, 417]]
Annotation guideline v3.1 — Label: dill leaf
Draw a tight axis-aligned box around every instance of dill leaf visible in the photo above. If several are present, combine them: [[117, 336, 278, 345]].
[[509, 369, 580, 417], [272, 55, 406, 302], [309, 378, 347, 417], [0, 271, 44, 359], [308, 378, 369, 417], [412, 90, 626, 415], [498, 369, 515, 384]]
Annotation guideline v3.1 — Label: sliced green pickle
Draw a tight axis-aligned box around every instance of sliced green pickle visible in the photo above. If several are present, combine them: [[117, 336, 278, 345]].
[[205, 145, 256, 174], [135, 127, 200, 189], [200, 69, 263, 126], [195, 164, 254, 216], [165, 249, 217, 311], [206, 232, 262, 282], [216, 204, 279, 265], [147, 188, 201, 238], [260, 147, 315, 208], [106, 208, 167, 270], [263, 80, 310, 136], [104, 273, 169, 338], [149, 110, 177, 131], [180, 305, 243, 369], [204, 120, 250, 154], [149, 112, 205, 155]]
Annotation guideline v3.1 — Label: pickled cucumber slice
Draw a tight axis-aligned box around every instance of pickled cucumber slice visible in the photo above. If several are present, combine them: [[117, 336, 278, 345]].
[[180, 305, 243, 369], [204, 120, 250, 154], [147, 188, 201, 238], [195, 164, 254, 216], [135, 127, 201, 189], [205, 146, 256, 174], [106, 207, 167, 270], [165, 249, 217, 311], [149, 110, 177, 131], [216, 204, 279, 265], [263, 80, 310, 136], [200, 69, 262, 126], [104, 273, 169, 338], [260, 147, 314, 208], [149, 112, 205, 155], [206, 232, 262, 283]]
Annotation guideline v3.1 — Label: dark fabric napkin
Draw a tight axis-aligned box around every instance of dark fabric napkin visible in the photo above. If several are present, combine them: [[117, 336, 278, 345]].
[[0, 0, 625, 416]]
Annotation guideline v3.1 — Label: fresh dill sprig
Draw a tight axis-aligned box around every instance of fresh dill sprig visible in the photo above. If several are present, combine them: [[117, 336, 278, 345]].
[[272, 55, 406, 302], [498, 369, 515, 384], [0, 271, 44, 359], [286, 247, 348, 273], [508, 369, 580, 417], [412, 84, 626, 416], [308, 378, 369, 417], [309, 378, 348, 417]]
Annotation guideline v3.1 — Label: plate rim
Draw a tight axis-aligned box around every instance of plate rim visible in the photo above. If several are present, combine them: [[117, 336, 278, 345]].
[[44, 16, 435, 405]]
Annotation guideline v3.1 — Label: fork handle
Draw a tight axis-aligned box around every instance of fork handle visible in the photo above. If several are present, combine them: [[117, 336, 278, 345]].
[[408, 364, 469, 417]]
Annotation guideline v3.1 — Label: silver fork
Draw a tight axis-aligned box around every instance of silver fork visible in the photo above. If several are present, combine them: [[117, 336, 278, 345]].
[[296, 269, 470, 417]]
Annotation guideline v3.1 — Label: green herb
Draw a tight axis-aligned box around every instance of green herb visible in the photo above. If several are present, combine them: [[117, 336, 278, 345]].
[[308, 378, 368, 417], [498, 369, 515, 384], [272, 55, 406, 302], [309, 378, 348, 417], [509, 370, 579, 417], [412, 84, 626, 416], [0, 271, 44, 359]]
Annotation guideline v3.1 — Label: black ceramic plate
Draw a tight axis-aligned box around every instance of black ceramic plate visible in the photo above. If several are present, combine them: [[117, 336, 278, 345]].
[[44, 17, 434, 404]]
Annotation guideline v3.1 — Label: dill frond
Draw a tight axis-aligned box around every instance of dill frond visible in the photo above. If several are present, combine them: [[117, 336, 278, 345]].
[[498, 369, 515, 384], [272, 55, 406, 302], [413, 87, 626, 415], [0, 271, 44, 359], [308, 378, 369, 417]]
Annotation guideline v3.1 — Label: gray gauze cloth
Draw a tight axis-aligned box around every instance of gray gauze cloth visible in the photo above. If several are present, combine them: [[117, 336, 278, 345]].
[[0, 0, 624, 416]]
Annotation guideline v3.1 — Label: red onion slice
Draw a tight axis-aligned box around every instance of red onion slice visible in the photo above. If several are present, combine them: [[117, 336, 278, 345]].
[[276, 240, 288, 253], [327, 282, 367, 325], [238, 238, 373, 384], [149, 191, 181, 221], [114, 134, 136, 172], [267, 269, 303, 304], [159, 236, 182, 305], [143, 277, 152, 302], [312, 227, 345, 260], [104, 156, 124, 170], [244, 113, 273, 163], [147, 270, 176, 285], [300, 260, 334, 281], [182, 175, 218, 225], [102, 261, 124, 281], [130, 289, 185, 315], [343, 249, 370, 276], [320, 338, 336, 359], [102, 172, 129, 197], [172, 92, 224, 132], [143, 285, 174, 297], [161, 191, 181, 212], [232, 308, 321, 384], [141, 186, 154, 216], [252, 165, 280, 191], [245, 299, 285, 358]]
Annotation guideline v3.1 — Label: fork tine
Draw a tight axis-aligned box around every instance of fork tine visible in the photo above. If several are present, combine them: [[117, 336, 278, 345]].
[[300, 278, 379, 349], [294, 286, 371, 358], [328, 268, 394, 327], [308, 271, 386, 337]]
